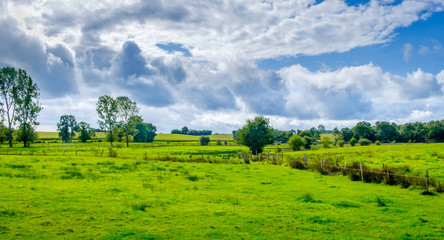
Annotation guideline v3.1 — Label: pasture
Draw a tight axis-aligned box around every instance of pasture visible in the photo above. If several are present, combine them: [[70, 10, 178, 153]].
[[0, 134, 443, 239]]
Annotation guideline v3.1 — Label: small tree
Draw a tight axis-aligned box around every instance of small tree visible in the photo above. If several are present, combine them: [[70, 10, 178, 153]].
[[0, 67, 18, 147], [96, 95, 118, 146], [57, 115, 77, 142], [132, 116, 157, 143], [15, 123, 38, 147], [303, 136, 314, 149], [116, 96, 139, 147], [288, 135, 305, 151], [182, 126, 189, 135], [199, 136, 210, 145], [349, 137, 357, 146], [235, 116, 274, 154], [338, 140, 345, 147], [320, 136, 331, 148], [77, 122, 95, 142]]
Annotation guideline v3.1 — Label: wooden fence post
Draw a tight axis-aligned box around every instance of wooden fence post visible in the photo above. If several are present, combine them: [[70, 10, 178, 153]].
[[144, 152, 147, 160], [360, 162, 364, 182], [303, 154, 307, 167], [386, 167, 390, 182], [344, 161, 346, 168], [259, 153, 261, 164], [267, 152, 270, 161], [292, 157, 295, 166], [201, 153, 204, 161], [320, 159, 323, 169], [243, 153, 246, 164], [190, 154, 192, 162]]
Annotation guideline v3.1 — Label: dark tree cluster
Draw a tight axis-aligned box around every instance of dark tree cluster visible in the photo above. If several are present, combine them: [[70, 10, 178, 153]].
[[335, 120, 444, 144], [171, 126, 212, 136], [272, 129, 295, 143]]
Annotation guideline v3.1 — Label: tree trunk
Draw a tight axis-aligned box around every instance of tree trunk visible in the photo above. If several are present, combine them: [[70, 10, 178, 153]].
[[126, 132, 129, 147]]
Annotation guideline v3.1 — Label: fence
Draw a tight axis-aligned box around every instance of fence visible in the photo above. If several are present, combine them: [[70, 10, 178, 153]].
[[0, 149, 442, 193]]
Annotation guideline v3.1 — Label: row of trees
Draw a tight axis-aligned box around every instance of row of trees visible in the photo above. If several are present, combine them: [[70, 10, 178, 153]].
[[171, 126, 212, 135], [95, 95, 156, 147], [0, 67, 42, 147], [233, 116, 444, 154], [332, 120, 444, 144]]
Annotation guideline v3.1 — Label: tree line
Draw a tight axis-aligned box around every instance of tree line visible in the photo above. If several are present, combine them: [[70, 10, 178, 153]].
[[233, 116, 444, 154], [57, 95, 157, 147], [171, 126, 212, 136]]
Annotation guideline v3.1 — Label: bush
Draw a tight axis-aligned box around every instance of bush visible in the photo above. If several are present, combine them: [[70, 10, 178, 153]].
[[358, 138, 371, 146], [349, 138, 357, 146], [375, 140, 381, 145], [199, 136, 210, 145], [338, 140, 345, 147], [288, 135, 305, 151], [216, 140, 222, 145], [320, 136, 331, 148]]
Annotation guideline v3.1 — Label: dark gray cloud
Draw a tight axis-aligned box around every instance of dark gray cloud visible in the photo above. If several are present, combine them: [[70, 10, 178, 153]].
[[115, 41, 153, 79], [0, 17, 77, 98], [232, 68, 287, 115], [151, 58, 186, 84]]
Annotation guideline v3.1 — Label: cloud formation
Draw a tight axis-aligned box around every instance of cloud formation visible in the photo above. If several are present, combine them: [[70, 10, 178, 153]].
[[1, 0, 444, 132]]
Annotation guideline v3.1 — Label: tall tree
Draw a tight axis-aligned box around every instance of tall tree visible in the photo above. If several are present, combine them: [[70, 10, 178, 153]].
[[0, 67, 18, 147], [57, 115, 77, 142], [235, 116, 274, 154], [13, 69, 42, 147], [96, 95, 118, 146], [116, 96, 139, 147]]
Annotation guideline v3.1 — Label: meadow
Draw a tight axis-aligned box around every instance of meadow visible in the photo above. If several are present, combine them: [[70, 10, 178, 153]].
[[0, 134, 443, 239]]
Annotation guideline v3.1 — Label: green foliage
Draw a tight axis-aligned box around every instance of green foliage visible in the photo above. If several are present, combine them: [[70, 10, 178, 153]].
[[77, 122, 95, 142], [132, 116, 157, 143], [116, 96, 139, 147], [0, 66, 19, 147], [199, 136, 210, 146], [358, 138, 372, 146], [288, 135, 305, 151], [97, 95, 118, 146], [14, 123, 38, 147], [11, 69, 42, 147], [340, 127, 353, 142], [272, 129, 294, 143], [375, 140, 381, 145], [320, 136, 331, 148], [349, 137, 357, 146], [374, 121, 398, 143], [352, 121, 375, 141], [181, 126, 189, 135], [338, 140, 345, 147], [235, 116, 274, 154], [302, 136, 314, 149], [57, 115, 77, 142]]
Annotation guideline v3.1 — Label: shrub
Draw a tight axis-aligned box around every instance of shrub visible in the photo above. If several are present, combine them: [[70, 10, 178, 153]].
[[338, 140, 345, 147], [216, 140, 222, 145], [199, 136, 210, 145], [358, 138, 371, 146], [375, 140, 381, 145], [108, 147, 118, 158], [349, 138, 357, 146], [288, 135, 305, 151], [320, 136, 331, 148]]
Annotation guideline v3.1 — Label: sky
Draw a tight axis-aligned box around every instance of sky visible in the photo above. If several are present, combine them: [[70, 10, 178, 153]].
[[1, 0, 444, 133]]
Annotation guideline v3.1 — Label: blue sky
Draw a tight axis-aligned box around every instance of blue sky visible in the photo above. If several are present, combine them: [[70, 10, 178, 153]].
[[1, 0, 444, 133]]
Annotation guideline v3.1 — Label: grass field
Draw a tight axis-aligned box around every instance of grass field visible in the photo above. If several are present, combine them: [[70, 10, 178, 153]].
[[0, 155, 443, 239], [0, 134, 443, 239]]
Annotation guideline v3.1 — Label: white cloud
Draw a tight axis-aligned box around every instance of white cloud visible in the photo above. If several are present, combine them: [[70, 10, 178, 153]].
[[2, 0, 444, 133], [403, 43, 413, 62]]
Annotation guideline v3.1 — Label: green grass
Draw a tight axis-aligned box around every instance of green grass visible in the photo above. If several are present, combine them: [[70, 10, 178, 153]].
[[0, 155, 442, 239]]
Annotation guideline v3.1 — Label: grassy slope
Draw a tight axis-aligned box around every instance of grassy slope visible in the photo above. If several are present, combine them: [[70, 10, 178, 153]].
[[0, 156, 443, 239]]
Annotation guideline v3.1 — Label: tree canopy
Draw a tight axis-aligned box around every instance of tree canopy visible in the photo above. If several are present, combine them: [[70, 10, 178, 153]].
[[235, 116, 274, 154]]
